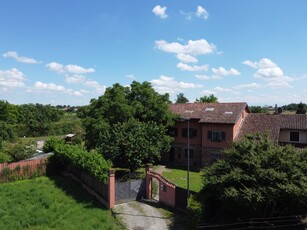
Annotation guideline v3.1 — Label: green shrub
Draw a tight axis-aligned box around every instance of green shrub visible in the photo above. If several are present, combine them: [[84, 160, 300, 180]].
[[4, 141, 36, 161], [51, 143, 112, 183], [187, 194, 203, 229], [43, 137, 63, 153], [0, 151, 12, 163]]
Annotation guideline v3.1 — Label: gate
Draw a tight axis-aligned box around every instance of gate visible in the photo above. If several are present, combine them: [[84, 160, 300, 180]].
[[115, 173, 146, 204]]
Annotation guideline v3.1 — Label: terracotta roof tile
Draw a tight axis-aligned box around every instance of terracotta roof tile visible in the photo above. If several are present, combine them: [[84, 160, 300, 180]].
[[168, 102, 248, 124], [237, 114, 307, 142]]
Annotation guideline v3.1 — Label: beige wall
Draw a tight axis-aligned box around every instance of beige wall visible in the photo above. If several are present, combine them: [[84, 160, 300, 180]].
[[279, 129, 307, 144], [233, 108, 248, 140]]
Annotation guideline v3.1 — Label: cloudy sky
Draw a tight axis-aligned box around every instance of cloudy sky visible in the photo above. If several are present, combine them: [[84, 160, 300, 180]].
[[1, 0, 306, 106]]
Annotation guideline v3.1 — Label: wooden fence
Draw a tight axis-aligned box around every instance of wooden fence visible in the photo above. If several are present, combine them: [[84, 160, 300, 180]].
[[0, 159, 47, 183]]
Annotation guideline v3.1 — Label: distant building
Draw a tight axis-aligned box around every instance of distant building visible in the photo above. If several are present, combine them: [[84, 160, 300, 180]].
[[165, 103, 307, 168], [65, 134, 76, 144]]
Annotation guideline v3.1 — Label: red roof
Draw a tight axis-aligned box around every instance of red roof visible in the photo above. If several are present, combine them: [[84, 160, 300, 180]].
[[168, 102, 248, 124], [237, 114, 307, 142]]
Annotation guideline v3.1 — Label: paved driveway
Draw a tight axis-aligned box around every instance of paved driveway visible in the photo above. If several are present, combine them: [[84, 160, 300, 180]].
[[112, 200, 184, 230]]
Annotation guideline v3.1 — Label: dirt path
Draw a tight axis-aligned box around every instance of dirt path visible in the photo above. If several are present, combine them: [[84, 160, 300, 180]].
[[112, 200, 172, 230]]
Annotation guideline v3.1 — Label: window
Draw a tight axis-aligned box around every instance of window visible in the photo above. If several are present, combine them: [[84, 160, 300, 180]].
[[208, 131, 226, 142], [290, 131, 299, 142], [167, 127, 178, 137], [182, 128, 197, 138], [184, 149, 194, 158]]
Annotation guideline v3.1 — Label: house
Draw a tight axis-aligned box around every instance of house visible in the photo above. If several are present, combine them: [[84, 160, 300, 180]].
[[166, 102, 249, 167], [166, 102, 306, 168], [238, 113, 307, 148]]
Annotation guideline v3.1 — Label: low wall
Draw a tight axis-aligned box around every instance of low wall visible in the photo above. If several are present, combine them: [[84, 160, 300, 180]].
[[63, 167, 115, 209]]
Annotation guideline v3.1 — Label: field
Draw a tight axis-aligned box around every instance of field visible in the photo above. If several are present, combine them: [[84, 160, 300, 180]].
[[160, 167, 203, 193], [0, 176, 122, 230]]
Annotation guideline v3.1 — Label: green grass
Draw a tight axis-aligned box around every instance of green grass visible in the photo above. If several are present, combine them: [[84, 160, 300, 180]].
[[161, 167, 202, 193], [0, 176, 123, 230]]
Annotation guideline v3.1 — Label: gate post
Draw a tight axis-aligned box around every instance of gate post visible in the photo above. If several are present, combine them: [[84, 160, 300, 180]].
[[145, 164, 153, 199], [108, 168, 115, 209]]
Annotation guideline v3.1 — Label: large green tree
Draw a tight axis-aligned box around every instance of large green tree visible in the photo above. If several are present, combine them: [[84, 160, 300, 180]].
[[81, 81, 176, 171], [296, 102, 306, 114], [195, 94, 218, 103], [200, 133, 307, 223], [175, 93, 189, 104]]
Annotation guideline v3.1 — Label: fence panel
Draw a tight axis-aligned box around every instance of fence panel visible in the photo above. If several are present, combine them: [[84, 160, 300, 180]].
[[0, 159, 47, 183]]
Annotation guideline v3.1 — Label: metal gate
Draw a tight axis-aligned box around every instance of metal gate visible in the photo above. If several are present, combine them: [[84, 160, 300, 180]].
[[115, 173, 145, 204]]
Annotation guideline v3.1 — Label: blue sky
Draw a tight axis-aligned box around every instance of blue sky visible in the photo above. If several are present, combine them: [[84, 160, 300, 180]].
[[1, 0, 306, 106]]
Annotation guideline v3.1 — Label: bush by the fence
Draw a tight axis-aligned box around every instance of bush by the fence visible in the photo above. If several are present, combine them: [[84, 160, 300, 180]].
[[52, 143, 112, 183], [187, 194, 203, 229]]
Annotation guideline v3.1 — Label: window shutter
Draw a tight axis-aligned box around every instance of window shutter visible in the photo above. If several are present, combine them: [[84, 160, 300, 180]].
[[222, 132, 226, 140], [208, 131, 212, 139]]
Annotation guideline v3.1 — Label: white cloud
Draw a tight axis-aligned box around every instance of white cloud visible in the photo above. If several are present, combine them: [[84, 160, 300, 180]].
[[177, 63, 209, 72], [155, 39, 216, 56], [195, 75, 211, 80], [29, 81, 84, 96], [195, 74, 221, 80], [65, 75, 85, 84], [196, 6, 209, 20], [3, 51, 40, 64], [66, 64, 95, 74], [84, 80, 106, 94], [150, 75, 202, 95], [212, 67, 241, 76], [46, 62, 95, 74], [152, 5, 168, 19], [201, 86, 239, 95], [126, 74, 136, 80], [233, 82, 261, 90], [176, 53, 198, 63], [242, 60, 258, 68], [0, 68, 26, 89], [242, 58, 293, 88]]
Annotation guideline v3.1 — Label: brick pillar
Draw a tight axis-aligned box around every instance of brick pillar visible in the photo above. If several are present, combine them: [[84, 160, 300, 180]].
[[145, 164, 153, 199], [108, 168, 115, 209]]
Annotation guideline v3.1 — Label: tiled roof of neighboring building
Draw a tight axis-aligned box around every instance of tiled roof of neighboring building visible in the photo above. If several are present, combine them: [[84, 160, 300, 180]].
[[237, 114, 307, 142], [168, 102, 248, 124], [280, 114, 307, 130]]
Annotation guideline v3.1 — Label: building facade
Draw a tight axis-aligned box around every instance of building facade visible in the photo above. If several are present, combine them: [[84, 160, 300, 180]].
[[165, 103, 307, 168]]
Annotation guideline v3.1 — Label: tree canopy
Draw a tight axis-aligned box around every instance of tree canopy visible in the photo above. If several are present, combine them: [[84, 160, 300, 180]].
[[249, 106, 269, 113], [175, 93, 189, 104], [195, 94, 218, 103], [80, 81, 176, 171], [200, 133, 307, 223], [296, 102, 306, 114]]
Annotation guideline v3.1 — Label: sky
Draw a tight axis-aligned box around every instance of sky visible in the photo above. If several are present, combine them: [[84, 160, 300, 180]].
[[0, 0, 306, 106]]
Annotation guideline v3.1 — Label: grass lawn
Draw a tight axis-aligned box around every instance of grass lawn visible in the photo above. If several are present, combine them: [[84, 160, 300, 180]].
[[161, 167, 203, 193], [0, 176, 123, 230]]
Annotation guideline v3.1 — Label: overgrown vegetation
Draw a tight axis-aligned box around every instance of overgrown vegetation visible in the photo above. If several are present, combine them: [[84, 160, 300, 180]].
[[0, 100, 84, 139], [0, 176, 122, 229], [200, 133, 307, 223], [48, 139, 112, 183]]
